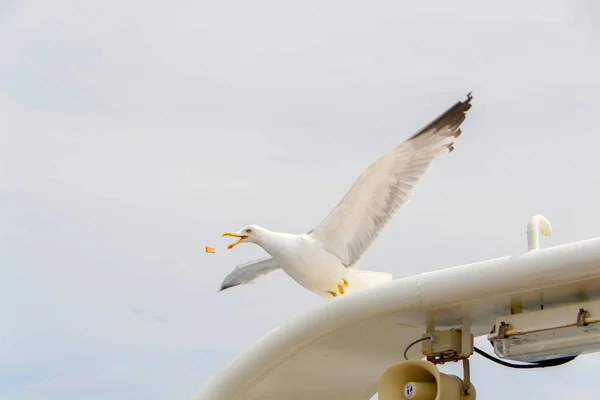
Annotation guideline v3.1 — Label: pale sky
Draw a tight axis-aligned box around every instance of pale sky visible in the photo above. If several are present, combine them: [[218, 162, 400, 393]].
[[1, 1, 600, 399]]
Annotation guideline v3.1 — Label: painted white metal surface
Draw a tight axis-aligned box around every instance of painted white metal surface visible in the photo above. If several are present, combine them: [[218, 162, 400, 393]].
[[192, 237, 600, 400]]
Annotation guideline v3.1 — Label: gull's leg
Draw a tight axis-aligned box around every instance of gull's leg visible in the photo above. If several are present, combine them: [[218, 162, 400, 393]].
[[327, 291, 338, 298]]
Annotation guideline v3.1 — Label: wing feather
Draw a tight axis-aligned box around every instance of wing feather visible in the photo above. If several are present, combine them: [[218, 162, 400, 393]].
[[309, 92, 473, 267], [219, 257, 281, 291]]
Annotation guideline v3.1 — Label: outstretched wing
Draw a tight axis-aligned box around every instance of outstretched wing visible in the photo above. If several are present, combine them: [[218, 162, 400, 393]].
[[219, 257, 281, 291], [309, 92, 473, 267]]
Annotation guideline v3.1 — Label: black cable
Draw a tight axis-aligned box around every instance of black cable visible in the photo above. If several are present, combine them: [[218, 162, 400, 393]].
[[474, 346, 577, 369], [404, 336, 433, 360]]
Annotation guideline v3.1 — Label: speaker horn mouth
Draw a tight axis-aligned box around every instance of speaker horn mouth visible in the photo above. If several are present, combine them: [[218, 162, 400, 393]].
[[378, 360, 476, 400]]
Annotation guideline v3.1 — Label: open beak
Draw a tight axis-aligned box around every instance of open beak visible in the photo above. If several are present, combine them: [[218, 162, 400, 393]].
[[222, 232, 248, 250]]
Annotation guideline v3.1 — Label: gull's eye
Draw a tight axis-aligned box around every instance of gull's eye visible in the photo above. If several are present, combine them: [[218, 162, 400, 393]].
[[245, 228, 252, 233]]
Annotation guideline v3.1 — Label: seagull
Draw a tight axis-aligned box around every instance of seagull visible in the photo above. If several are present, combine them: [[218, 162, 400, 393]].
[[220, 93, 474, 299]]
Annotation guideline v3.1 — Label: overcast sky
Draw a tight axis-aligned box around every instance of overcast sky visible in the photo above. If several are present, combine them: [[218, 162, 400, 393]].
[[2, 0, 600, 399]]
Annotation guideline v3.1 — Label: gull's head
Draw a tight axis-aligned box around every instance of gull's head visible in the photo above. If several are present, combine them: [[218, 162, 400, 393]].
[[222, 225, 265, 250]]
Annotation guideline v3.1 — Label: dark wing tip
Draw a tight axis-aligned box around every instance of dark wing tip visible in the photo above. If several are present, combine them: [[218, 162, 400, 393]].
[[408, 91, 474, 142], [219, 282, 239, 292]]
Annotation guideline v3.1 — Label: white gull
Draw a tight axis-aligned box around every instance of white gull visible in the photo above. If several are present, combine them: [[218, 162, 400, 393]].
[[221, 92, 474, 299]]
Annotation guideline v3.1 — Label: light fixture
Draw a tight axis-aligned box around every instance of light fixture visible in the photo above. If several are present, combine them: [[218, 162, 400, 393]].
[[488, 299, 600, 363]]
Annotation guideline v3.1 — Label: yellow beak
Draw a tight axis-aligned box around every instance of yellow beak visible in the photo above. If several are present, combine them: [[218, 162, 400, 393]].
[[222, 232, 248, 249]]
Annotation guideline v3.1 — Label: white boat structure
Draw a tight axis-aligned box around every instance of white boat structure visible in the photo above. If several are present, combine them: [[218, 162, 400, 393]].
[[191, 215, 600, 399]]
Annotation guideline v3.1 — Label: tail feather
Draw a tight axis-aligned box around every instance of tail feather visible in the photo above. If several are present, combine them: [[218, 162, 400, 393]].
[[356, 270, 393, 287]]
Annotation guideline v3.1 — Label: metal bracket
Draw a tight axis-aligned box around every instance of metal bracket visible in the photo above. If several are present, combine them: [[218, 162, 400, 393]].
[[419, 317, 475, 396], [497, 321, 512, 339], [461, 317, 473, 357], [462, 358, 472, 396], [460, 317, 473, 396], [577, 308, 589, 327]]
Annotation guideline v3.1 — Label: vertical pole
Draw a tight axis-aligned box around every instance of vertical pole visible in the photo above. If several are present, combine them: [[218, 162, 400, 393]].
[[461, 316, 473, 396]]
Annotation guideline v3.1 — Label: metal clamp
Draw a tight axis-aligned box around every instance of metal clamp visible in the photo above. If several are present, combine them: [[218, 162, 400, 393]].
[[497, 322, 512, 339], [577, 308, 589, 327]]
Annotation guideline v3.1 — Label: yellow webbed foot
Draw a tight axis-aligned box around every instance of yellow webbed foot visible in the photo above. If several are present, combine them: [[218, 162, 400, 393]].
[[328, 279, 350, 299], [336, 279, 350, 296]]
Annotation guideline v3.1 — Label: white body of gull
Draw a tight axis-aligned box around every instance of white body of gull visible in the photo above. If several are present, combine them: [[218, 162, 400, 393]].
[[221, 93, 474, 299]]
